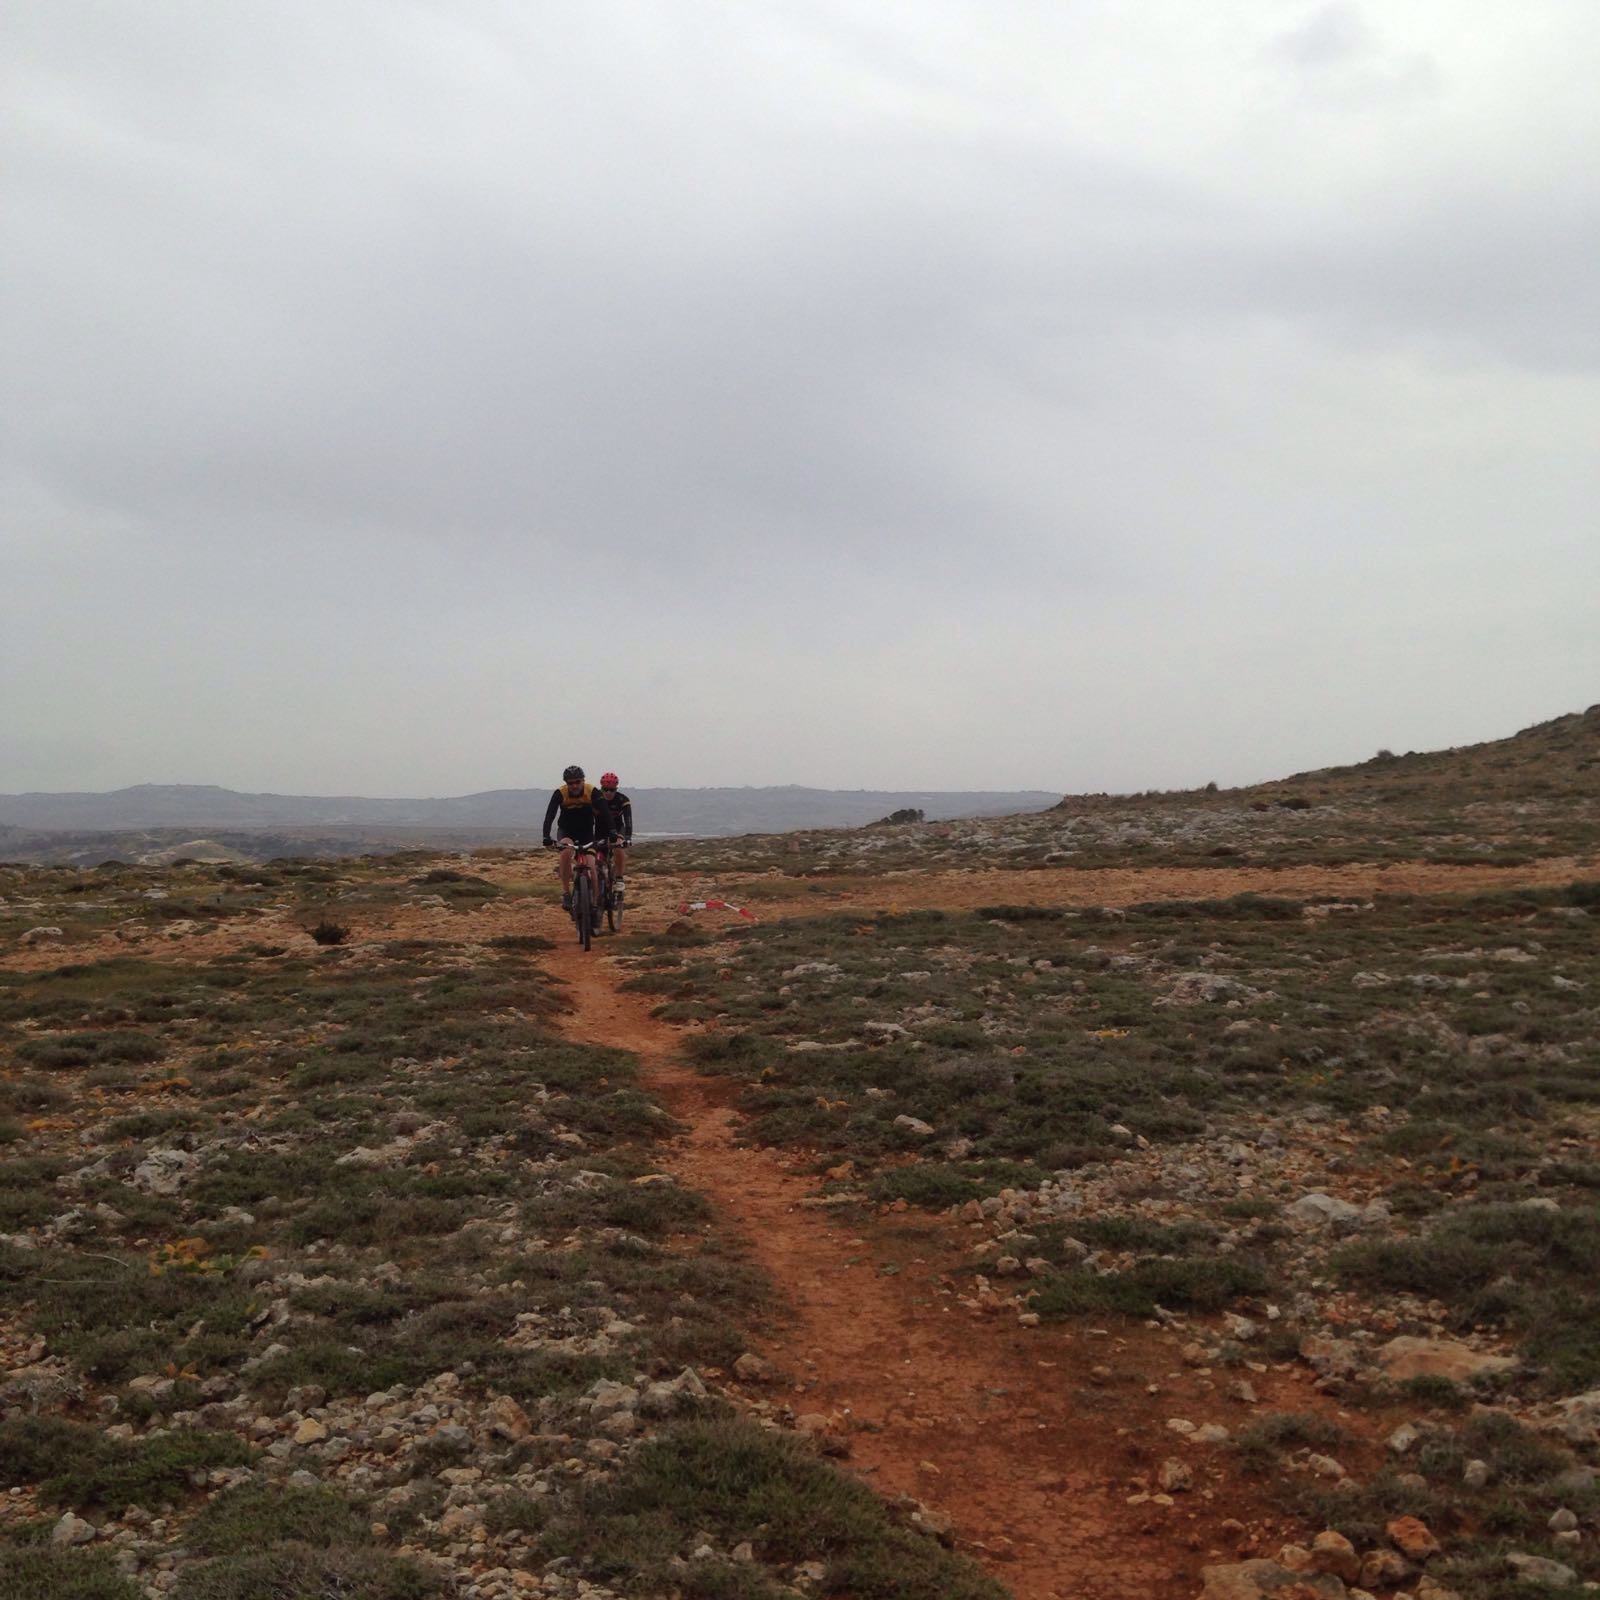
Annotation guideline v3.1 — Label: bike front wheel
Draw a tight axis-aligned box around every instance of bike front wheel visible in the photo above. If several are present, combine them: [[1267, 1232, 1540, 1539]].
[[575, 873, 593, 951]]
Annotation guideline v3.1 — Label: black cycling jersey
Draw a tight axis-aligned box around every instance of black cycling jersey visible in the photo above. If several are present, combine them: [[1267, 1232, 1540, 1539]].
[[600, 790, 633, 842], [542, 783, 613, 845]]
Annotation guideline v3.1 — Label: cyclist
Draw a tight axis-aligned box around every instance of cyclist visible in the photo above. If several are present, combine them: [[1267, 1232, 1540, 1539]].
[[541, 765, 613, 912], [598, 772, 633, 898]]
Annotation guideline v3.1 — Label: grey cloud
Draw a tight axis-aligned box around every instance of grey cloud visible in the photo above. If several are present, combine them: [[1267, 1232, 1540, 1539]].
[[3, 1, 1597, 793], [1268, 1, 1441, 103]]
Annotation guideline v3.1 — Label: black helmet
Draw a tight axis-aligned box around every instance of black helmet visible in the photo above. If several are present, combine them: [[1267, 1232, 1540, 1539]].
[[563, 765, 584, 783]]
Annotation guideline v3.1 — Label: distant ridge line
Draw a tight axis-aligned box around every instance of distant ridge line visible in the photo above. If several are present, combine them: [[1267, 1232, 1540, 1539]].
[[0, 783, 1061, 837]]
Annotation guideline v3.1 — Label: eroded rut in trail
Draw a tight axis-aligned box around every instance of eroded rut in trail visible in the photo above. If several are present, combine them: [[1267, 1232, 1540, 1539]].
[[543, 938, 1324, 1600]]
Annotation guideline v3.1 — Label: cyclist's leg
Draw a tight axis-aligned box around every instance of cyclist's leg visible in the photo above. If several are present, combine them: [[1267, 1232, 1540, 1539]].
[[612, 843, 627, 883], [558, 838, 575, 900]]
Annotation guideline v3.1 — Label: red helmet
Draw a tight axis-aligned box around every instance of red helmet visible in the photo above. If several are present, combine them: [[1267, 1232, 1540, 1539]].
[[599, 772, 619, 789]]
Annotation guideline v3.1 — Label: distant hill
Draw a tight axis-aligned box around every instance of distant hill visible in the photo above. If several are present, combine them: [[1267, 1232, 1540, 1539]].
[[1258, 704, 1600, 800], [1054, 705, 1600, 810], [0, 784, 1060, 865]]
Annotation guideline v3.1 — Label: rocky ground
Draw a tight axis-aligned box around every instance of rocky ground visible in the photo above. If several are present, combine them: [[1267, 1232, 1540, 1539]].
[[3, 822, 1599, 1600], [619, 875, 1600, 1599], [0, 856, 999, 1600]]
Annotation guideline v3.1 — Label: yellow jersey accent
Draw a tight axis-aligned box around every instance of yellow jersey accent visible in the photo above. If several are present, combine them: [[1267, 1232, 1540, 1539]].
[[558, 781, 596, 811]]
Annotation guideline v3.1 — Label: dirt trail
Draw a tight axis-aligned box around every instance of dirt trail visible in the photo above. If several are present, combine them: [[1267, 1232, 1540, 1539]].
[[543, 933, 1326, 1600], [653, 856, 1598, 925]]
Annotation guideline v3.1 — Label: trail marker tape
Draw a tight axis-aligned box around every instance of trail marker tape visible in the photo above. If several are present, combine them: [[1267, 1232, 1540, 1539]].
[[676, 899, 757, 922]]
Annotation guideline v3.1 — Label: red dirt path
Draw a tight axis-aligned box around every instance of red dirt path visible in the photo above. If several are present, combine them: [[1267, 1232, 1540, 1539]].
[[544, 933, 1348, 1600], [533, 855, 1600, 1595]]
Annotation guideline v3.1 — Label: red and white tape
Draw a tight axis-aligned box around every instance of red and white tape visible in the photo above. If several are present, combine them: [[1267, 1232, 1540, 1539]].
[[676, 898, 757, 922]]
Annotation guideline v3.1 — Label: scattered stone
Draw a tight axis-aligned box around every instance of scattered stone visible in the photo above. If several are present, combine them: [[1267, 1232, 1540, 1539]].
[[129, 1147, 201, 1196], [1307, 1453, 1346, 1480], [51, 1511, 96, 1546], [1550, 1388, 1600, 1444], [1299, 1334, 1360, 1378], [20, 926, 65, 944], [733, 1352, 778, 1383], [484, 1395, 531, 1441], [908, 1503, 954, 1542], [1386, 1516, 1441, 1561], [292, 1418, 328, 1446], [1505, 1553, 1578, 1587], [1156, 974, 1265, 1009], [1375, 1336, 1517, 1383], [1462, 1458, 1490, 1489], [1548, 1507, 1578, 1533], [893, 1115, 936, 1136], [1287, 1193, 1363, 1229], [1309, 1531, 1359, 1584], [1387, 1422, 1420, 1454], [1157, 1458, 1193, 1492], [1359, 1549, 1412, 1588], [1198, 1558, 1347, 1598]]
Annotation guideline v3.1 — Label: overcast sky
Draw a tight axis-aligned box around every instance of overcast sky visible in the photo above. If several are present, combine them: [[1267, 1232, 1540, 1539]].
[[3, 1, 1596, 797]]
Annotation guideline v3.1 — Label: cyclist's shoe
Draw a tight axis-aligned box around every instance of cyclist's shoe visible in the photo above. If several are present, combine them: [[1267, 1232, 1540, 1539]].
[[561, 891, 573, 913]]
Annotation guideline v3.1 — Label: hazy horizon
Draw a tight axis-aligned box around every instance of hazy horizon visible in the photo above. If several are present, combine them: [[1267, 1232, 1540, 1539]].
[[5, 3, 1596, 796], [5, 693, 1589, 804]]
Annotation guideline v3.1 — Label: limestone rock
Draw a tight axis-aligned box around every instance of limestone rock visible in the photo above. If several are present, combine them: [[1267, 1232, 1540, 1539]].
[[129, 1147, 201, 1196], [1505, 1553, 1577, 1587], [485, 1395, 531, 1441], [51, 1511, 96, 1546], [1199, 1559, 1347, 1598], [1550, 1387, 1600, 1444], [1359, 1548, 1412, 1588], [1375, 1337, 1516, 1383], [1287, 1193, 1363, 1229], [1311, 1530, 1360, 1583], [1386, 1516, 1441, 1561]]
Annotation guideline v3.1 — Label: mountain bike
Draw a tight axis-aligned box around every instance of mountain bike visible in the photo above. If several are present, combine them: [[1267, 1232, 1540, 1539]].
[[597, 840, 625, 934], [566, 841, 605, 951]]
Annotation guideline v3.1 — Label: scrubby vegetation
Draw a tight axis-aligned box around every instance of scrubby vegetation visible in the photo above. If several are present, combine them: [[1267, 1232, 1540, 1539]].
[[0, 862, 998, 1600]]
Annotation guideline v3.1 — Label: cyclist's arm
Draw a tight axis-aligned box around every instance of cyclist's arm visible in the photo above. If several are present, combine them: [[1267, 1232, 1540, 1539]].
[[541, 789, 561, 840], [615, 795, 633, 842]]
